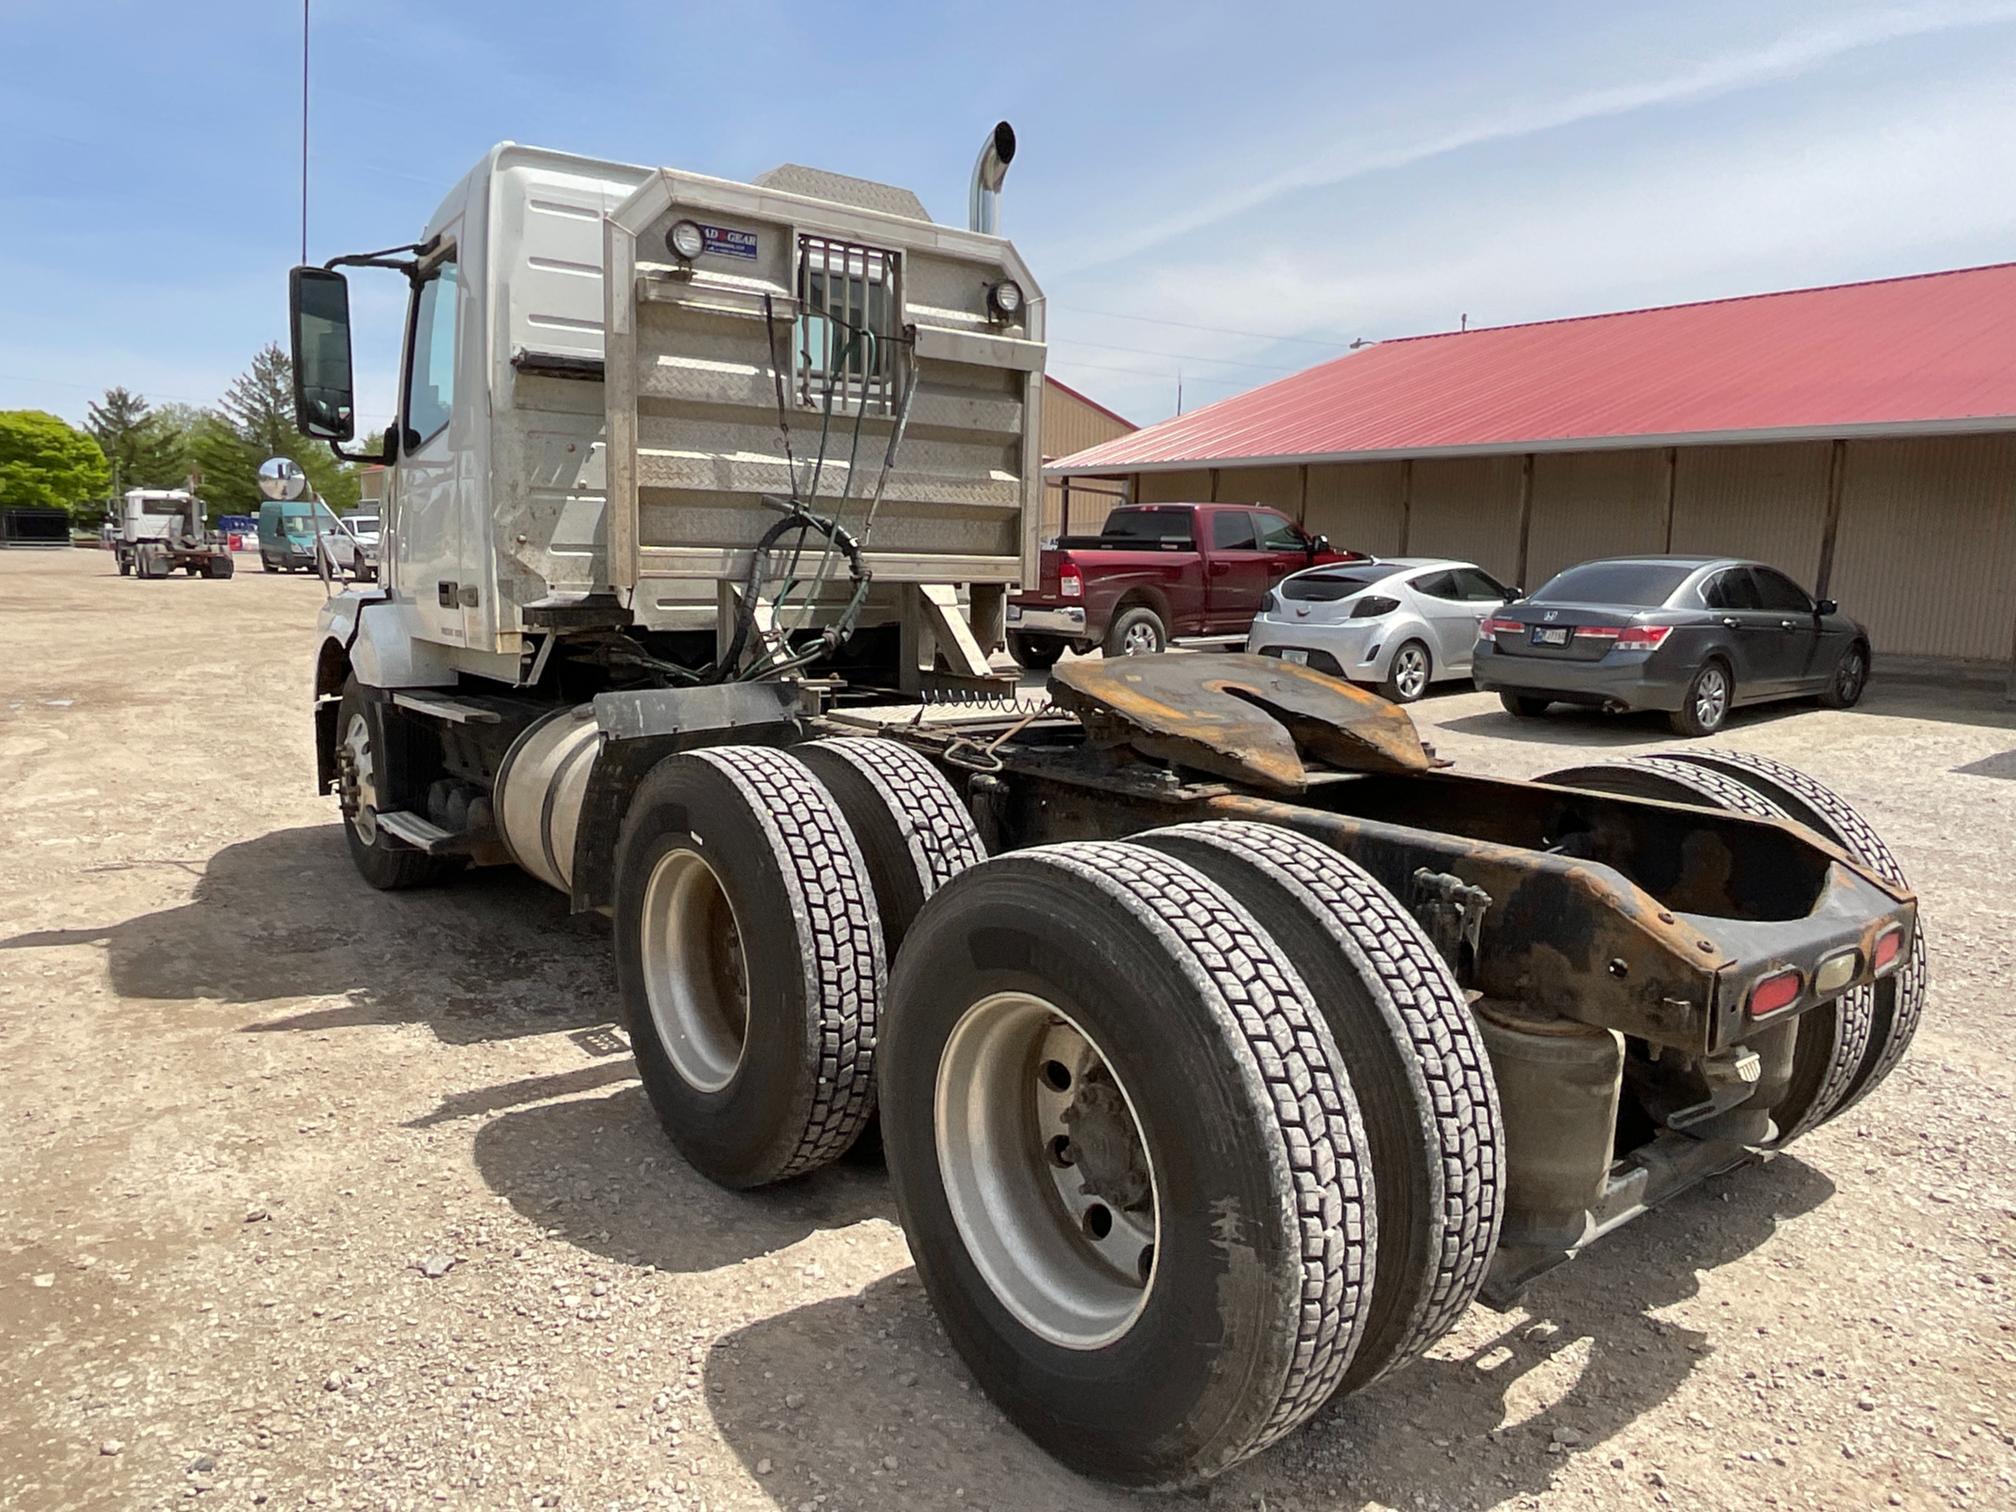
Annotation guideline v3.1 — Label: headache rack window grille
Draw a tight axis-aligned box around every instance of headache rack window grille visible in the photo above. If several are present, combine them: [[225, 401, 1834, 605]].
[[796, 234, 902, 412]]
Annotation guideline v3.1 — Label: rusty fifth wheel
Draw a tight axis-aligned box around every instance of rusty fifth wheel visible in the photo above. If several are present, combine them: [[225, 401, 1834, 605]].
[[612, 745, 884, 1188], [882, 842, 1373, 1488]]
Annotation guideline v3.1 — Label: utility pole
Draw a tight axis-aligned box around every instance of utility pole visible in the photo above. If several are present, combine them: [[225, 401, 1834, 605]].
[[300, 0, 311, 266]]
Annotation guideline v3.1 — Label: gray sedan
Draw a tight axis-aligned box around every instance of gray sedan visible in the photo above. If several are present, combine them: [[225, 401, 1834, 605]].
[[1246, 558, 1512, 703], [1471, 555, 1871, 736]]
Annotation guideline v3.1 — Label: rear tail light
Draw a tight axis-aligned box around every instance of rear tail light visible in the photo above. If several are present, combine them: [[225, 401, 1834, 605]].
[[1351, 595, 1400, 619], [1260, 589, 1280, 614], [1574, 624, 1624, 641], [1059, 562, 1084, 599], [1480, 616, 1524, 638], [1872, 926, 1905, 974], [1748, 968, 1804, 1018], [1615, 625, 1674, 651]]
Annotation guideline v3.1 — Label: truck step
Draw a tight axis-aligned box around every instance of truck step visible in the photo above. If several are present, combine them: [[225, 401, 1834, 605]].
[[390, 691, 502, 725], [372, 809, 499, 856]]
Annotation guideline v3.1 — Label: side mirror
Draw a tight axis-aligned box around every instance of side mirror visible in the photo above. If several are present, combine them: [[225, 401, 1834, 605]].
[[1815, 597, 1838, 616], [1309, 533, 1330, 554], [289, 267, 356, 442], [1504, 587, 1525, 601]]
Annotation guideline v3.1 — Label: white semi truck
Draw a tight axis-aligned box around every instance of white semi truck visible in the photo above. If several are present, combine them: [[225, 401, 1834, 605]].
[[109, 488, 235, 579], [290, 128, 1926, 1489]]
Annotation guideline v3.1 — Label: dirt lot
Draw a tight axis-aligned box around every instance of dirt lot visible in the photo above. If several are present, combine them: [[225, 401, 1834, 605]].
[[3, 545, 2014, 1512]]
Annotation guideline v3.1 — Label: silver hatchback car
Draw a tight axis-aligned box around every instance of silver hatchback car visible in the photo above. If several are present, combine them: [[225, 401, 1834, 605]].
[[1246, 558, 1513, 702]]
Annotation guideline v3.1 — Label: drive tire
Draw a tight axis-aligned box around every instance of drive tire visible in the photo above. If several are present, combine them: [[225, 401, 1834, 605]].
[[1818, 640, 1870, 709], [614, 745, 883, 1188], [1102, 605, 1167, 658], [207, 555, 235, 579], [1499, 692, 1550, 718], [117, 555, 131, 576], [1379, 639, 1433, 704], [1006, 632, 1066, 670], [883, 842, 1373, 1488], [1136, 821, 1503, 1393], [262, 559, 278, 573], [1655, 749, 1924, 1116], [1535, 755, 1873, 1143], [333, 677, 466, 891], [1668, 658, 1733, 737]]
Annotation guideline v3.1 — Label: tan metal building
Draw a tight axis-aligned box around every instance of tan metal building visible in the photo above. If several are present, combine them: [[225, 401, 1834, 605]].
[[1040, 377, 1134, 540], [1052, 265, 2016, 678]]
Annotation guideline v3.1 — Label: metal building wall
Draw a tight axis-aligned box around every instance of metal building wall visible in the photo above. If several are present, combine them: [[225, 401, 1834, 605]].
[[1409, 456, 1526, 584], [1525, 448, 1669, 585], [1305, 461, 1406, 555], [1041, 382, 1135, 537], [1133, 469, 1214, 504], [1670, 441, 1831, 578], [1214, 464, 1303, 512], [1830, 433, 2016, 663]]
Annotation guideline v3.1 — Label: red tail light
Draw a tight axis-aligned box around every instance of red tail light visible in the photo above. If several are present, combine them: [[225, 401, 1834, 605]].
[[1616, 625, 1674, 651], [1748, 968, 1804, 1018], [1574, 624, 1624, 640], [1480, 616, 1524, 638], [1872, 926, 1904, 974], [1059, 561, 1084, 599]]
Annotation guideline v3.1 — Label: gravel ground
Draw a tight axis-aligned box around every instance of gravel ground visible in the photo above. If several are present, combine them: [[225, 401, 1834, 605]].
[[3, 545, 2014, 1511]]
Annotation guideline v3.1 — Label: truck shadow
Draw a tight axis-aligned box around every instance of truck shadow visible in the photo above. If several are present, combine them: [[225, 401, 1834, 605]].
[[701, 1153, 1835, 1510], [0, 824, 613, 1046], [469, 1085, 895, 1274]]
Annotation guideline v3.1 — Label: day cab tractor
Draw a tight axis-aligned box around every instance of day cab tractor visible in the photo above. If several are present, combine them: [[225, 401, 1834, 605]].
[[110, 488, 235, 579], [287, 126, 1926, 1490]]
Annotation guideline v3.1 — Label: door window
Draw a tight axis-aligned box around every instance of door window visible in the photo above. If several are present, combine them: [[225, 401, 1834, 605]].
[[1702, 569, 1762, 610], [1210, 510, 1258, 551], [1447, 567, 1510, 601], [1411, 569, 1458, 599], [1752, 568, 1814, 613], [403, 259, 459, 448], [1252, 511, 1304, 550]]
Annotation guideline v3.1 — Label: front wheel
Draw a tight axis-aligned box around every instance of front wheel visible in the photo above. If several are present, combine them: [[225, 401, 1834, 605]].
[[332, 679, 464, 891], [1380, 640, 1432, 704], [1819, 642, 1868, 709], [1006, 632, 1066, 670], [1102, 606, 1167, 658], [883, 842, 1373, 1488], [1668, 659, 1732, 737]]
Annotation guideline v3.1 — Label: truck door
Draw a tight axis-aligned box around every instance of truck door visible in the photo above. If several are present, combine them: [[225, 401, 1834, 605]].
[[395, 247, 467, 643], [1204, 508, 1271, 632]]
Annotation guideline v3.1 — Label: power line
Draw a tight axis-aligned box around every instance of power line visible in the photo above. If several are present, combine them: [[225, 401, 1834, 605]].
[[1049, 337, 1308, 374], [1045, 357, 1252, 389], [1053, 302, 1365, 351]]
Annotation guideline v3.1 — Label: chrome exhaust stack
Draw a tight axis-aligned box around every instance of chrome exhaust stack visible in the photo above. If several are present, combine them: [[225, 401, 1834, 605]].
[[968, 121, 1016, 235]]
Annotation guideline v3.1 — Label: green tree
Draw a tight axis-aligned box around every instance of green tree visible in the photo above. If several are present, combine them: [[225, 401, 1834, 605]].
[[212, 343, 360, 514], [85, 386, 187, 494], [0, 410, 113, 518]]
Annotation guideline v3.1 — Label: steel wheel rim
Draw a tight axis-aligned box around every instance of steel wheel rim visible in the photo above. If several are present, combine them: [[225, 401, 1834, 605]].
[[639, 848, 749, 1093], [1695, 666, 1728, 725], [1395, 645, 1428, 698], [935, 992, 1160, 1350], [340, 710, 379, 845], [1837, 651, 1865, 702], [1121, 622, 1159, 655]]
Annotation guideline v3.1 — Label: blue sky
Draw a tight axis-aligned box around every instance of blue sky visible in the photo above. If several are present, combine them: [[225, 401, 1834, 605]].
[[4, 0, 2015, 434]]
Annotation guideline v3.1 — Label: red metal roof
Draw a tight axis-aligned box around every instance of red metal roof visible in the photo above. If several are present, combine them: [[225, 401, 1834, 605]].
[[1049, 262, 2016, 475]]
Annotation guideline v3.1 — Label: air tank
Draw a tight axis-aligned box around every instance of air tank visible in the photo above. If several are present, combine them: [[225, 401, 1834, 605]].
[[494, 704, 600, 894]]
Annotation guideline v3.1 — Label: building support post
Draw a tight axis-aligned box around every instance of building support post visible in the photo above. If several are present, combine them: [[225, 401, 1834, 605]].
[[1398, 458, 1414, 555], [1662, 447, 1678, 552], [1815, 439, 1847, 597], [1060, 476, 1071, 538], [1514, 454, 1536, 590], [1297, 464, 1310, 527], [1208, 467, 1221, 503]]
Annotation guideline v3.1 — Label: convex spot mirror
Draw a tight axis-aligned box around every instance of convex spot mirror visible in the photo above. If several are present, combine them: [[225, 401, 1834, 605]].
[[290, 267, 356, 441]]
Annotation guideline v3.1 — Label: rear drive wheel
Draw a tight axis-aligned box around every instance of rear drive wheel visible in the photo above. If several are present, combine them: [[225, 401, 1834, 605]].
[[1137, 821, 1502, 1393], [207, 554, 235, 579], [614, 745, 883, 1187], [1499, 692, 1550, 718], [1654, 749, 1924, 1116], [1535, 755, 1873, 1143], [883, 842, 1372, 1487], [1006, 632, 1066, 670], [117, 555, 132, 576], [1380, 640, 1432, 704], [1668, 659, 1732, 736], [1819, 642, 1869, 709], [1102, 605, 1166, 658], [332, 678, 465, 891]]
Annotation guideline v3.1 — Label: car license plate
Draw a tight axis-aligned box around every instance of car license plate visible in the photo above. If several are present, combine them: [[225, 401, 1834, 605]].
[[1280, 647, 1310, 665], [1531, 626, 1570, 647]]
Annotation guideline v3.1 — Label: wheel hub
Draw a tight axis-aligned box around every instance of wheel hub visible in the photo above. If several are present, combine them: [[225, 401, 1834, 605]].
[[1060, 1074, 1153, 1212], [337, 710, 378, 844]]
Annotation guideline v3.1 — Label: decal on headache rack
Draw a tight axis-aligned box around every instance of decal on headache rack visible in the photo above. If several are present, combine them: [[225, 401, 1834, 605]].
[[699, 224, 758, 260]]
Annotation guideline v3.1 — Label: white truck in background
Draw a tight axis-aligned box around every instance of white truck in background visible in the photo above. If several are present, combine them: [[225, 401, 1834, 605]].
[[109, 488, 236, 579], [286, 124, 1924, 1492]]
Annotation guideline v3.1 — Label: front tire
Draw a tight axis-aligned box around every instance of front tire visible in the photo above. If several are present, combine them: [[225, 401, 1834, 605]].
[[883, 842, 1373, 1488], [1006, 631, 1066, 670], [1102, 605, 1166, 658], [1819, 641, 1869, 709], [1380, 640, 1432, 704], [613, 746, 884, 1188], [332, 679, 465, 891], [1668, 658, 1732, 736]]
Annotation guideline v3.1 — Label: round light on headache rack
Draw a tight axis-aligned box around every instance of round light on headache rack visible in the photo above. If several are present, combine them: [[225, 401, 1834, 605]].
[[667, 220, 704, 261], [988, 279, 1023, 318]]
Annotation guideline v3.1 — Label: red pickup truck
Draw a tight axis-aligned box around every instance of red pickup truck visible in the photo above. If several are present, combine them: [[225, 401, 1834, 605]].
[[1006, 502, 1360, 667]]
